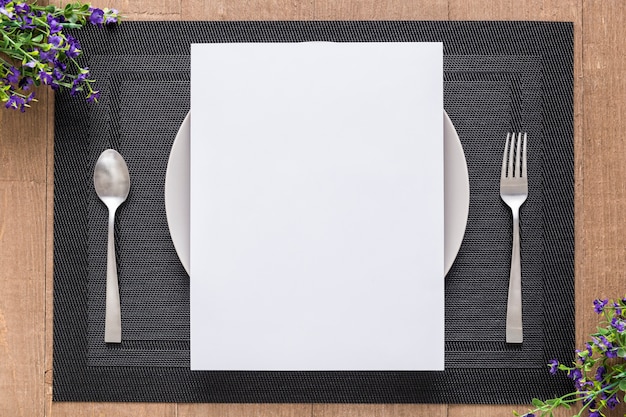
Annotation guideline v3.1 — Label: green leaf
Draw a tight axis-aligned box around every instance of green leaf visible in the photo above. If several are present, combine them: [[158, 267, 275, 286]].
[[618, 378, 626, 391], [618, 347, 626, 357], [31, 34, 42, 43], [532, 398, 545, 407], [545, 398, 560, 406], [16, 33, 30, 43]]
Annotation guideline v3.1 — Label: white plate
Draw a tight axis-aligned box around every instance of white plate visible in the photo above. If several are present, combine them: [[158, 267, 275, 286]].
[[165, 111, 469, 276]]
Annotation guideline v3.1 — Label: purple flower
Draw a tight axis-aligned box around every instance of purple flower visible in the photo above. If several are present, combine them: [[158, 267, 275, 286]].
[[575, 378, 593, 392], [589, 411, 601, 417], [594, 299, 609, 313], [86, 90, 100, 103], [18, 15, 35, 30], [5, 93, 35, 112], [0, 6, 13, 18], [612, 301, 623, 316], [66, 35, 80, 48], [47, 14, 62, 33], [599, 335, 610, 346], [14, 2, 29, 14], [567, 368, 583, 382], [5, 94, 25, 111], [70, 73, 87, 95], [593, 335, 618, 357], [522, 414, 535, 417], [52, 68, 64, 81], [89, 8, 104, 25], [607, 395, 619, 409], [52, 68, 65, 81], [66, 42, 80, 59], [38, 49, 57, 63], [595, 365, 606, 381], [73, 71, 88, 87], [65, 35, 81, 59], [105, 9, 119, 24], [576, 343, 593, 363], [611, 317, 625, 332], [6, 66, 20, 84], [48, 35, 63, 48], [38, 70, 53, 85], [548, 359, 559, 375], [53, 60, 67, 72], [18, 76, 33, 90]]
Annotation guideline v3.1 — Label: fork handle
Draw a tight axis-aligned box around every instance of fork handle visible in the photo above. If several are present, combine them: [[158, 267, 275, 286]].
[[506, 208, 523, 343]]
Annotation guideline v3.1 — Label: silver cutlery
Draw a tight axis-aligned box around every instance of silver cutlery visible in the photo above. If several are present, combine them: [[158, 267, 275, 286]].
[[500, 132, 528, 344], [94, 149, 131, 343]]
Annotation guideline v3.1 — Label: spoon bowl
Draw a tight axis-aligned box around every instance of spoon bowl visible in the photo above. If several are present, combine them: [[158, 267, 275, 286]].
[[94, 150, 131, 202], [94, 149, 130, 343]]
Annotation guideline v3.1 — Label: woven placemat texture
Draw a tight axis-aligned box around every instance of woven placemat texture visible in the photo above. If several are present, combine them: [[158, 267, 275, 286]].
[[53, 21, 574, 403]]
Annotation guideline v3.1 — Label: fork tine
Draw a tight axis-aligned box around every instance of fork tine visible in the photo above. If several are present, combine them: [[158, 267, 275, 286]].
[[515, 132, 522, 177], [521, 133, 527, 178], [508, 132, 515, 177], [501, 132, 511, 179]]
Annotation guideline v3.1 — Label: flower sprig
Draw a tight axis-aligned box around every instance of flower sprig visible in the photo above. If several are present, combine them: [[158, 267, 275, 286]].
[[0, 1, 120, 111], [516, 297, 626, 417]]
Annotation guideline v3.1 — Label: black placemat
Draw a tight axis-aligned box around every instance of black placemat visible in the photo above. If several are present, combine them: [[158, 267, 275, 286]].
[[53, 21, 574, 403]]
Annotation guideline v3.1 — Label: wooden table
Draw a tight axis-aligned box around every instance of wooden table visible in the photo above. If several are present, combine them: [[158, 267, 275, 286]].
[[0, 0, 622, 416]]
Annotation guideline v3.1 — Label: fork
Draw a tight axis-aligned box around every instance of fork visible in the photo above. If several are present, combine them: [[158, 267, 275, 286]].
[[500, 132, 528, 344]]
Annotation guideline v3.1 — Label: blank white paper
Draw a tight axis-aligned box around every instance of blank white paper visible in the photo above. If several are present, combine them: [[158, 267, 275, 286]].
[[190, 42, 444, 371]]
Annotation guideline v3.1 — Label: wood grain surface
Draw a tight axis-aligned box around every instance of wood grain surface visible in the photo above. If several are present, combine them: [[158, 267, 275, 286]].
[[0, 0, 623, 416]]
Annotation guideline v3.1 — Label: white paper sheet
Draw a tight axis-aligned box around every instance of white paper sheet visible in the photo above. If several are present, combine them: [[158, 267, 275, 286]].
[[190, 42, 444, 371]]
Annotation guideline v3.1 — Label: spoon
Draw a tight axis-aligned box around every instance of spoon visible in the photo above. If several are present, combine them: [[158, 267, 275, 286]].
[[94, 149, 130, 343]]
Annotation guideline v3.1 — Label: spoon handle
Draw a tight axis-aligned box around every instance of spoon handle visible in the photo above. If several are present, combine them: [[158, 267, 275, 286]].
[[105, 208, 122, 343]]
